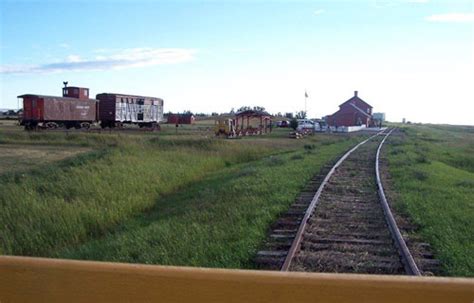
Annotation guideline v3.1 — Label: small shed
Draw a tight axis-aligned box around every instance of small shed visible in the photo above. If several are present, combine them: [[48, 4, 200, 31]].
[[167, 113, 195, 124], [235, 109, 272, 136]]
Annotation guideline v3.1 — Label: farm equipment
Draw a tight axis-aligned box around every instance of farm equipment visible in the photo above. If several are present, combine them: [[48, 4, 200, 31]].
[[215, 119, 236, 138]]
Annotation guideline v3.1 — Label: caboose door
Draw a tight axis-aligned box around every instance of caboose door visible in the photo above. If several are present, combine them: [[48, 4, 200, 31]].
[[31, 99, 39, 120]]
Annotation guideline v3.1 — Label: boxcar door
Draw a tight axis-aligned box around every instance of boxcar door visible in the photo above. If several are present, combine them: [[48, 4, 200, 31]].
[[137, 99, 144, 121]]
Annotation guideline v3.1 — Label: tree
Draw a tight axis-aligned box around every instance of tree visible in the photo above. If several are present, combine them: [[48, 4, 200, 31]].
[[296, 111, 307, 119], [237, 106, 265, 113], [289, 118, 298, 130], [285, 112, 294, 119], [237, 106, 251, 112]]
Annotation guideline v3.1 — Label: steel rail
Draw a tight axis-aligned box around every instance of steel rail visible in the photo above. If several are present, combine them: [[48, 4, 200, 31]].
[[280, 130, 386, 271], [376, 128, 422, 275]]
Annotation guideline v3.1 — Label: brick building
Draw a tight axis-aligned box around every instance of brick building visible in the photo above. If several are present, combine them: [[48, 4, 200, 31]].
[[326, 91, 372, 127]]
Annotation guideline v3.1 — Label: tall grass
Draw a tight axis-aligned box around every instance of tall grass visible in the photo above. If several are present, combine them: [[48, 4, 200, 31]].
[[57, 141, 356, 268], [386, 125, 474, 277], [0, 139, 268, 256], [0, 127, 360, 267]]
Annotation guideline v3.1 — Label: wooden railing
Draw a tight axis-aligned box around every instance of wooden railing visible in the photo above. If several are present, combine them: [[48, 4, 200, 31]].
[[1, 256, 473, 302]]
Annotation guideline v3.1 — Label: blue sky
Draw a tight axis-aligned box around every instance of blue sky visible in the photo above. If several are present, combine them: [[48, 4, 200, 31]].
[[1, 0, 473, 124]]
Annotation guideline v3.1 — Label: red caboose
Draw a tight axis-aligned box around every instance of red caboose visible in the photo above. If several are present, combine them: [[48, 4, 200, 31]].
[[18, 85, 98, 129]]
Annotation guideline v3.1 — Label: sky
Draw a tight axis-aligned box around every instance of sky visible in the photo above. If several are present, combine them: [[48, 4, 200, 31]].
[[1, 0, 473, 125]]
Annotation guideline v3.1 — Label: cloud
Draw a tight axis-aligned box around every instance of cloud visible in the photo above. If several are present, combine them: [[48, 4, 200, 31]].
[[406, 0, 429, 3], [425, 13, 474, 23], [59, 43, 70, 48], [314, 9, 325, 16], [373, 0, 428, 7], [1, 48, 196, 74]]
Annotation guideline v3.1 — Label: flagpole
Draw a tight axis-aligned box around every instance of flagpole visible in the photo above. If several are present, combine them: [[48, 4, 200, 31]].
[[304, 89, 308, 114], [304, 90, 308, 114]]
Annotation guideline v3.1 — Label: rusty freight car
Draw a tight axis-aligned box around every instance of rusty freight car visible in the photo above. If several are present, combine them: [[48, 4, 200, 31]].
[[96, 93, 164, 128], [18, 86, 98, 130]]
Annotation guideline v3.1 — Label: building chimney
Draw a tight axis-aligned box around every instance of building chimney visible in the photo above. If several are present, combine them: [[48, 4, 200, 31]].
[[354, 90, 358, 97]]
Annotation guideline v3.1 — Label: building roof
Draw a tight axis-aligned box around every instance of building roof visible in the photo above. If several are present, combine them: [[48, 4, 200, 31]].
[[17, 94, 98, 101], [340, 91, 373, 109], [235, 109, 271, 117], [349, 103, 371, 117]]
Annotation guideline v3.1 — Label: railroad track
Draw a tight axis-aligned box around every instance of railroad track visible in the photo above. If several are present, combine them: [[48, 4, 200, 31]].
[[256, 129, 439, 275]]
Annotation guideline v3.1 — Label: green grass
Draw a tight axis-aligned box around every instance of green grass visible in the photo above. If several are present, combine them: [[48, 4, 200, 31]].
[[385, 124, 474, 277], [0, 139, 268, 256], [56, 139, 357, 268], [0, 123, 360, 267]]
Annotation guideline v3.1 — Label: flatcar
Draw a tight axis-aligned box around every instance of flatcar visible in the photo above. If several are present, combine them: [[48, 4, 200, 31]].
[[96, 93, 164, 128]]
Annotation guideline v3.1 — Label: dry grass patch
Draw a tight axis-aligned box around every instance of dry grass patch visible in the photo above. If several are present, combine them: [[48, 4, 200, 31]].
[[0, 144, 92, 174]]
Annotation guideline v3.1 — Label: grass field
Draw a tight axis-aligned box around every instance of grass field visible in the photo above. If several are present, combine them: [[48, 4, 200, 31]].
[[385, 124, 474, 277], [2, 120, 472, 276], [0, 120, 360, 268]]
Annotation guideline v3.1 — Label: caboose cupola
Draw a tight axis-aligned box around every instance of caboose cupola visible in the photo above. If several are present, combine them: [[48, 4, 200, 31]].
[[62, 83, 90, 100]]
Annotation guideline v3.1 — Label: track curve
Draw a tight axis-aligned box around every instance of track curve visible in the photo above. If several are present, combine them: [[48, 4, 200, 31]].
[[255, 129, 430, 275]]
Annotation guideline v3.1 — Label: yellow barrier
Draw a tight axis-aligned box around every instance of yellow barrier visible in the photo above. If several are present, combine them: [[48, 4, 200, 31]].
[[1, 256, 473, 303]]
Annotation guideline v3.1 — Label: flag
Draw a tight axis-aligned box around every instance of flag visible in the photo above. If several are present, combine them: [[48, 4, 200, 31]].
[[305, 91, 309, 98]]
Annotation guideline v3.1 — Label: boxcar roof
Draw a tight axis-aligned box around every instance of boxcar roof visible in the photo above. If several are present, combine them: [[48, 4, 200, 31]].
[[96, 93, 163, 100], [17, 94, 98, 102]]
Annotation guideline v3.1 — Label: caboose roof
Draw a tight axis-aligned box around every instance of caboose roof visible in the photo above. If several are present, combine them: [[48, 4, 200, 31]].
[[17, 94, 98, 102]]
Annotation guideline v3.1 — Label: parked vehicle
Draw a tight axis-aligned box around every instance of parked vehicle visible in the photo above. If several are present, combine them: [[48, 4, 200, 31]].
[[214, 119, 236, 138], [276, 120, 290, 128], [296, 119, 314, 131]]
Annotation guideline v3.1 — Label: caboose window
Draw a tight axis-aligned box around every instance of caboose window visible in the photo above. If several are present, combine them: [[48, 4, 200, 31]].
[[74, 88, 79, 94], [84, 90, 88, 97]]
